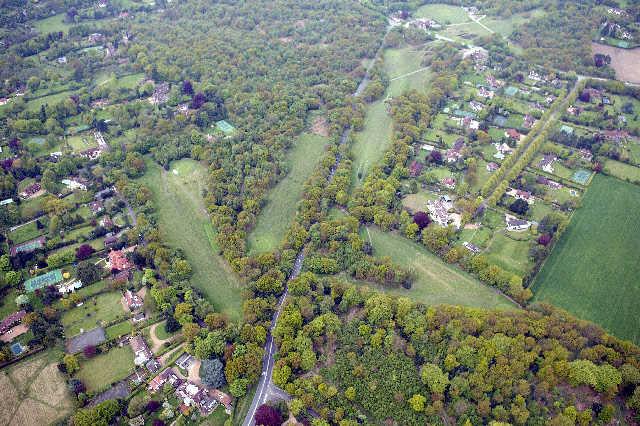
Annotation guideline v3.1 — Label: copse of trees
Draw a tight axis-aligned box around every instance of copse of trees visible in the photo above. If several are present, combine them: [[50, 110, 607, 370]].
[[272, 278, 640, 425]]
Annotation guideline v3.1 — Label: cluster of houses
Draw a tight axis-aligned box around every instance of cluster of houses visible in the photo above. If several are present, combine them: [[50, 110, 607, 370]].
[[506, 188, 535, 205], [427, 195, 461, 229]]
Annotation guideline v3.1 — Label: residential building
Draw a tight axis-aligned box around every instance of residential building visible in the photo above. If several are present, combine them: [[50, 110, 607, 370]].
[[505, 215, 532, 232], [123, 289, 143, 311], [149, 368, 183, 392], [538, 154, 557, 174], [130, 335, 153, 365], [108, 249, 133, 272]]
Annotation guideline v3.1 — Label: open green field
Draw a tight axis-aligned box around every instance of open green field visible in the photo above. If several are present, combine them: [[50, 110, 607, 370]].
[[139, 159, 243, 320], [96, 72, 145, 90], [34, 14, 74, 34], [61, 292, 124, 337], [603, 159, 640, 184], [26, 90, 75, 112], [75, 345, 134, 392], [351, 47, 433, 186], [485, 231, 533, 276], [8, 221, 44, 244], [384, 47, 432, 96], [66, 133, 96, 152], [532, 175, 640, 344], [248, 133, 328, 254], [364, 227, 515, 309], [105, 320, 132, 339], [484, 9, 545, 38], [414, 4, 469, 24]]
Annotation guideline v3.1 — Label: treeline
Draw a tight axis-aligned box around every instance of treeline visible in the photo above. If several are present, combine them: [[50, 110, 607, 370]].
[[272, 276, 640, 425]]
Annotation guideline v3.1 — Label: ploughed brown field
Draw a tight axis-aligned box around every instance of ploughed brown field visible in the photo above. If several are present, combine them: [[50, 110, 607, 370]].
[[592, 42, 640, 84]]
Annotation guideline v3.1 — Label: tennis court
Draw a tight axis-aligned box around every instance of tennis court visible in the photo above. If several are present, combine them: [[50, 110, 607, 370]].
[[215, 119, 235, 134], [10, 236, 46, 256], [504, 86, 519, 96], [572, 169, 592, 185], [24, 269, 63, 292]]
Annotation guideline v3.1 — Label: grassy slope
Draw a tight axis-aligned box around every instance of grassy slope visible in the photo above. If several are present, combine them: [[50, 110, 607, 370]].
[[532, 175, 640, 344], [351, 47, 432, 186], [139, 159, 243, 320], [247, 133, 328, 254], [365, 227, 516, 310]]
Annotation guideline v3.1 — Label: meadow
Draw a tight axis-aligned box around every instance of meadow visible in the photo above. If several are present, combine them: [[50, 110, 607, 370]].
[[75, 345, 134, 392], [363, 226, 516, 310], [139, 159, 243, 320], [247, 132, 328, 254], [34, 13, 74, 34], [604, 158, 640, 184], [532, 175, 640, 344], [414, 4, 469, 24]]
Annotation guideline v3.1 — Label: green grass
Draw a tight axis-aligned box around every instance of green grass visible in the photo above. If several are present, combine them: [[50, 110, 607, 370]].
[[604, 159, 640, 184], [25, 90, 75, 112], [61, 292, 125, 337], [154, 320, 179, 340], [7, 221, 43, 244], [19, 197, 45, 219], [0, 287, 20, 320], [363, 227, 515, 309], [138, 159, 243, 320], [66, 134, 96, 152], [75, 345, 134, 392], [248, 133, 328, 254], [414, 4, 469, 24], [351, 46, 434, 186], [532, 175, 640, 345], [34, 13, 74, 34], [485, 231, 533, 277], [483, 9, 545, 38], [105, 320, 132, 339]]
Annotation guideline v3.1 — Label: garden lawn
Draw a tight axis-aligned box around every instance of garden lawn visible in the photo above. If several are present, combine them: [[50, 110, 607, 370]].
[[532, 175, 640, 344], [61, 291, 124, 337], [8, 221, 44, 244], [485, 231, 533, 277], [364, 227, 515, 309], [105, 320, 132, 339], [139, 159, 243, 320], [25, 90, 76, 112], [248, 133, 328, 254], [75, 346, 134, 392]]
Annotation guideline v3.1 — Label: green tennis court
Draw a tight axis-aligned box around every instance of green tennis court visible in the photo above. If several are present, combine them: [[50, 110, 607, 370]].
[[215, 120, 235, 134], [24, 269, 63, 292], [572, 169, 592, 185]]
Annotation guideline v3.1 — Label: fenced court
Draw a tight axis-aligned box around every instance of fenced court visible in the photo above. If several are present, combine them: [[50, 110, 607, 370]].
[[504, 86, 518, 96], [572, 169, 592, 185], [10, 236, 46, 256], [24, 269, 63, 292], [215, 119, 235, 134]]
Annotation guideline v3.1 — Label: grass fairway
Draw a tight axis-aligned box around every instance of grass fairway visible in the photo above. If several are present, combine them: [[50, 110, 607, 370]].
[[139, 159, 243, 320], [532, 175, 640, 344], [76, 346, 134, 392], [351, 47, 432, 186], [364, 227, 515, 310], [248, 133, 328, 254]]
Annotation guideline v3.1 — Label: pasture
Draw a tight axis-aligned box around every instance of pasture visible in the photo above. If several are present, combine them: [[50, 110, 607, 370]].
[[34, 13, 74, 34], [363, 226, 516, 310], [75, 345, 134, 392], [532, 175, 640, 344], [604, 159, 640, 184], [61, 291, 124, 337], [248, 132, 328, 254], [0, 349, 74, 425], [139, 159, 243, 320]]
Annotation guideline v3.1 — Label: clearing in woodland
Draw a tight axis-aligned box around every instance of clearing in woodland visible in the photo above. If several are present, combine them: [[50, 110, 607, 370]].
[[248, 132, 329, 254], [139, 159, 243, 320], [352, 46, 432, 186], [363, 226, 516, 310], [532, 175, 640, 344]]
